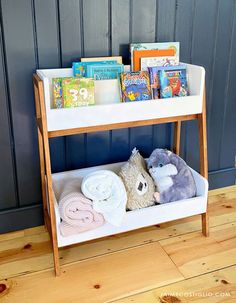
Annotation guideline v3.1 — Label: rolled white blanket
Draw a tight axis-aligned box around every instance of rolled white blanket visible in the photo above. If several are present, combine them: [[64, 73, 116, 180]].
[[53, 179, 104, 237], [81, 170, 127, 226]]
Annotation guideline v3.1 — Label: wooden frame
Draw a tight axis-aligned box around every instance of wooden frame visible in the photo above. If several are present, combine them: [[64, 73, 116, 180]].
[[33, 74, 209, 276]]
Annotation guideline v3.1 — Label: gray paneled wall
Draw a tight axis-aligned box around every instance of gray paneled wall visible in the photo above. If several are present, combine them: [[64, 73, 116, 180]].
[[0, 0, 235, 232]]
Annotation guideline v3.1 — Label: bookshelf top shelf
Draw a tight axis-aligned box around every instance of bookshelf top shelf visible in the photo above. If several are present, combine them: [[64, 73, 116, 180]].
[[34, 63, 205, 137]]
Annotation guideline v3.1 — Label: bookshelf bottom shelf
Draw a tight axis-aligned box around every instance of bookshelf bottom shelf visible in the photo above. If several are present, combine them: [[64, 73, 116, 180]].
[[51, 161, 208, 248]]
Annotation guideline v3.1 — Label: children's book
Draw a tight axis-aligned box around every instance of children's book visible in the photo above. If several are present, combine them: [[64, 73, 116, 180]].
[[86, 64, 124, 80], [72, 61, 117, 77], [62, 77, 95, 107], [130, 42, 180, 70], [140, 56, 179, 71], [81, 56, 122, 64], [120, 71, 152, 102], [52, 78, 63, 108], [159, 68, 188, 98], [148, 64, 186, 99], [133, 49, 175, 71]]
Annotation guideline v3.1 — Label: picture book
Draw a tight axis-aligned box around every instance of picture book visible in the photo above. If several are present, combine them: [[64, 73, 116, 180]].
[[148, 65, 186, 99], [140, 56, 179, 71], [72, 61, 117, 77], [81, 56, 123, 64], [62, 77, 95, 107], [86, 64, 124, 80], [133, 49, 176, 71], [159, 68, 188, 98], [120, 71, 152, 102], [52, 78, 63, 108], [130, 42, 180, 70]]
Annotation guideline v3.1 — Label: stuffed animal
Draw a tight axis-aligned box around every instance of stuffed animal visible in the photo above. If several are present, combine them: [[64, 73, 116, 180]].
[[147, 149, 197, 204], [119, 148, 156, 210]]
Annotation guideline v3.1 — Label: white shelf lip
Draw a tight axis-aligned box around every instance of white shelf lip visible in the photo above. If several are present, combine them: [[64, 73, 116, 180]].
[[51, 161, 208, 248], [37, 63, 205, 132]]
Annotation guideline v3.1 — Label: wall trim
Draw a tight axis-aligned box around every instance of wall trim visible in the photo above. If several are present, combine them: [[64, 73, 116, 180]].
[[209, 167, 236, 189], [0, 204, 43, 234]]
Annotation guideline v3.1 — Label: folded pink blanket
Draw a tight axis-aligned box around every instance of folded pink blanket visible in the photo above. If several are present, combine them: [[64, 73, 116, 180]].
[[58, 192, 104, 237]]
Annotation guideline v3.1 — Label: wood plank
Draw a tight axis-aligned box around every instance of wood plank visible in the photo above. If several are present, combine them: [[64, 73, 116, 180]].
[[0, 188, 236, 279], [0, 243, 184, 303], [160, 222, 236, 278], [48, 114, 198, 138], [112, 265, 236, 303]]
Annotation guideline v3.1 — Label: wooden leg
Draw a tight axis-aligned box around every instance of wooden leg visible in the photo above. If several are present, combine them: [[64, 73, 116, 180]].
[[198, 87, 209, 237], [201, 213, 209, 237], [52, 233, 61, 276], [173, 121, 181, 156]]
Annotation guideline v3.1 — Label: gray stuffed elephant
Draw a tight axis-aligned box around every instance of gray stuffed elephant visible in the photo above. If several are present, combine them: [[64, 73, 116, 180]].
[[147, 149, 197, 204]]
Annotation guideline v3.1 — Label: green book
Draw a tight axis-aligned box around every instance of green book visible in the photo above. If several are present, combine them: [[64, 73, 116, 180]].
[[62, 78, 95, 108]]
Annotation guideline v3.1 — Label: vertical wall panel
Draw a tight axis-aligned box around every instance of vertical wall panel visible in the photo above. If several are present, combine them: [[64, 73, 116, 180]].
[[154, 0, 176, 151], [1, 0, 41, 206], [59, 0, 82, 67], [130, 0, 156, 155], [59, 0, 86, 170], [34, 0, 67, 174], [34, 0, 60, 68], [208, 0, 235, 171], [156, 0, 176, 42], [220, 2, 236, 169], [83, 0, 110, 166], [110, 0, 130, 162], [185, 0, 218, 171], [83, 0, 109, 57], [0, 15, 17, 210], [111, 0, 130, 63], [175, 0, 195, 158]]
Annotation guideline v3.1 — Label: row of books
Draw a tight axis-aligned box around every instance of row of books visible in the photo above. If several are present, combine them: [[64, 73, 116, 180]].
[[52, 42, 189, 108]]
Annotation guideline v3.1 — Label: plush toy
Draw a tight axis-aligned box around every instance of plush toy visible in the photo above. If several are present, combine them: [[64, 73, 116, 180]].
[[119, 148, 156, 210], [147, 149, 197, 204]]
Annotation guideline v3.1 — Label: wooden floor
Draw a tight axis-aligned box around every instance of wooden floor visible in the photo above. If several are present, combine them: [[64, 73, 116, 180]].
[[0, 186, 236, 303]]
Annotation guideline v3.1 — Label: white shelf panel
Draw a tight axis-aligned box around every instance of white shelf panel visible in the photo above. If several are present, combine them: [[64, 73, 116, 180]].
[[37, 63, 205, 132], [52, 161, 208, 248]]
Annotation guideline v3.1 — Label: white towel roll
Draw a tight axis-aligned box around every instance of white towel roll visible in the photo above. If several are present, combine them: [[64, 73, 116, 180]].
[[81, 170, 127, 226]]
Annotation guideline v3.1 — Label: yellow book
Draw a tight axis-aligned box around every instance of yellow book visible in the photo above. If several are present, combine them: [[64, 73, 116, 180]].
[[81, 56, 122, 64]]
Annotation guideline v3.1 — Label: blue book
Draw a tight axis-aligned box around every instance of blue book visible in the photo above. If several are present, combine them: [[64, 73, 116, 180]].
[[72, 61, 117, 77], [86, 64, 124, 80], [148, 64, 186, 99]]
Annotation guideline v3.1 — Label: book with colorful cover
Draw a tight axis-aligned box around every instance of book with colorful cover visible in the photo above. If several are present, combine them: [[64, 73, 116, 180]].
[[52, 78, 63, 108], [81, 56, 122, 64], [140, 56, 179, 71], [159, 68, 188, 98], [72, 61, 117, 77], [148, 64, 186, 99], [130, 42, 180, 70], [52, 77, 72, 108], [133, 49, 175, 72], [62, 77, 95, 107], [86, 64, 124, 80], [120, 71, 152, 102]]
